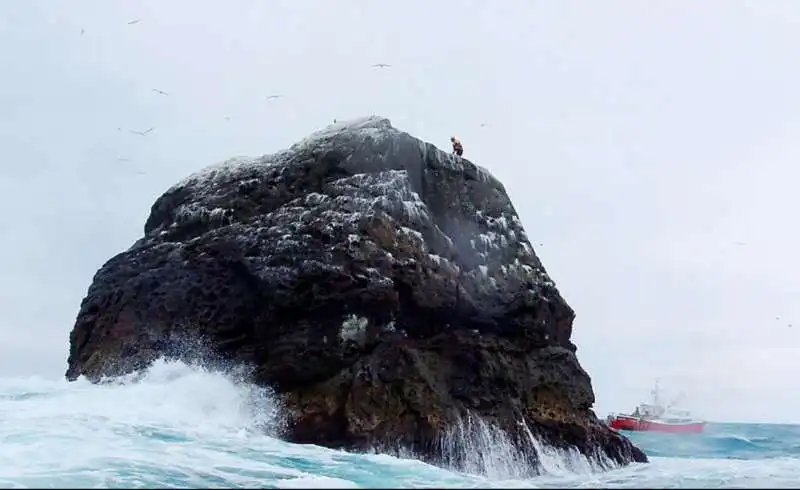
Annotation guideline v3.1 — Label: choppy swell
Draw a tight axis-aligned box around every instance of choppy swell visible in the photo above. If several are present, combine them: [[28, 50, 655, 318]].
[[0, 360, 798, 489]]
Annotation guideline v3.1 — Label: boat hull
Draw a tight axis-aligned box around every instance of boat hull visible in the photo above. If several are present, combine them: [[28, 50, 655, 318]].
[[608, 415, 705, 434]]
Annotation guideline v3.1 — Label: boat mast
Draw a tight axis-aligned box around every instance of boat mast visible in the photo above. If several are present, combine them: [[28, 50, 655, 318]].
[[651, 378, 661, 407]]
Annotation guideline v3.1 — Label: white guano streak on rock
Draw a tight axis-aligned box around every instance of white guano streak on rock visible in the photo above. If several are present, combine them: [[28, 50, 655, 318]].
[[161, 116, 554, 291]]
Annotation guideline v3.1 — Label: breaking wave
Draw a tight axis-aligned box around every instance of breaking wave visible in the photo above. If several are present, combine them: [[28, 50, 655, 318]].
[[0, 360, 797, 488]]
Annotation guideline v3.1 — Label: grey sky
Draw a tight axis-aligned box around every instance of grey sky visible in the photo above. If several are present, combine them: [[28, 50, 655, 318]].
[[2, 0, 799, 423]]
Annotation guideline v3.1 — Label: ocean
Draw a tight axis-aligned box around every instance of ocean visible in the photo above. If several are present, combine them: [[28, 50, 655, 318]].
[[1, 360, 797, 489]]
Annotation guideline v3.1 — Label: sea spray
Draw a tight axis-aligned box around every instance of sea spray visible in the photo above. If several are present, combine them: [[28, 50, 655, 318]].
[[0, 359, 597, 488], [517, 417, 613, 475], [438, 412, 613, 479], [440, 412, 536, 479], [2, 360, 797, 488]]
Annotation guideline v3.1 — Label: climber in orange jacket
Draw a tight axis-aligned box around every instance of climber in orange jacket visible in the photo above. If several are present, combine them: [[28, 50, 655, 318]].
[[450, 136, 463, 157]]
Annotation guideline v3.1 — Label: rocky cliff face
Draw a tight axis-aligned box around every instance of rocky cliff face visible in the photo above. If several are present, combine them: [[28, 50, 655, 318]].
[[65, 116, 646, 471]]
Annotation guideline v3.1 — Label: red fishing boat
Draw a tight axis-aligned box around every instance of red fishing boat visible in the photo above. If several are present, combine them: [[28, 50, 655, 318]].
[[606, 380, 705, 434]]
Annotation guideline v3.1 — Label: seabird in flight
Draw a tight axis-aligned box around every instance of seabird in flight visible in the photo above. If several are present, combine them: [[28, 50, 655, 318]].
[[129, 127, 154, 136]]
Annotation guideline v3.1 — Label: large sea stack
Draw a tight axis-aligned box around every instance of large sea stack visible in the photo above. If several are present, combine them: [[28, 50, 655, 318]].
[[65, 116, 646, 471]]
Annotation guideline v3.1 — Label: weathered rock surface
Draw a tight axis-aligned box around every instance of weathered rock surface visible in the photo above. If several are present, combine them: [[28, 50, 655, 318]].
[[65, 116, 646, 470]]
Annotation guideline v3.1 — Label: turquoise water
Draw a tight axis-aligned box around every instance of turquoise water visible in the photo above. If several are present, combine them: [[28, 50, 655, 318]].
[[0, 360, 797, 488]]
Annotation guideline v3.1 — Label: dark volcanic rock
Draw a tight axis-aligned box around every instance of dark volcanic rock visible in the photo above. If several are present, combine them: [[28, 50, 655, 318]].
[[65, 116, 646, 470]]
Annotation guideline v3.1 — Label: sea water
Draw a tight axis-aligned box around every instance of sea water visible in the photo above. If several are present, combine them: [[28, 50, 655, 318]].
[[1, 360, 797, 488]]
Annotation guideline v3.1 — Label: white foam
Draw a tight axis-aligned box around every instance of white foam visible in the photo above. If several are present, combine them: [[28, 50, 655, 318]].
[[274, 475, 360, 489], [440, 413, 612, 480], [7, 361, 736, 488]]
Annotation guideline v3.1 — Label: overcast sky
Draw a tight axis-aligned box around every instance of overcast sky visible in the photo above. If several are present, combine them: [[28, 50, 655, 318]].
[[2, 0, 799, 423]]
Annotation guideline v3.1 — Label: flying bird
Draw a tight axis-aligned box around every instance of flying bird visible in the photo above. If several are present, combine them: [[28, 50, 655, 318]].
[[129, 127, 154, 136], [372, 63, 391, 68], [265, 95, 282, 100], [81, 28, 85, 36], [127, 19, 141, 25], [151, 88, 169, 96]]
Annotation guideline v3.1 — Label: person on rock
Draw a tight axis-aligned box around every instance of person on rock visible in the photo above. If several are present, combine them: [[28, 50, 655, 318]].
[[450, 136, 463, 157]]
